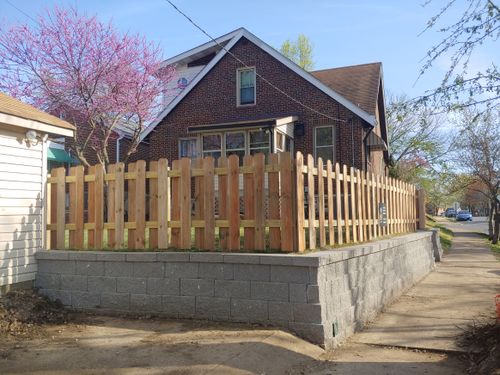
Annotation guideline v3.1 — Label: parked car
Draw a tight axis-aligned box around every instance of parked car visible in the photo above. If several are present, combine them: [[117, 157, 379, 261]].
[[445, 208, 456, 217], [456, 210, 473, 221]]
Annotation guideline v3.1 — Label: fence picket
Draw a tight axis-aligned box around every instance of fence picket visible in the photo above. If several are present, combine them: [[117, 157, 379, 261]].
[[280, 152, 294, 252], [343, 165, 350, 243], [227, 155, 240, 251], [149, 161, 158, 249], [179, 157, 192, 250], [193, 158, 205, 249], [203, 157, 215, 250], [107, 164, 116, 248], [94, 164, 104, 248], [307, 154, 316, 250], [135, 160, 146, 249], [114, 163, 125, 249], [326, 160, 334, 246], [218, 157, 228, 251], [157, 159, 170, 249], [127, 163, 136, 249], [335, 163, 342, 245], [317, 157, 326, 248], [295, 152, 305, 252], [269, 154, 280, 250], [243, 155, 255, 250]]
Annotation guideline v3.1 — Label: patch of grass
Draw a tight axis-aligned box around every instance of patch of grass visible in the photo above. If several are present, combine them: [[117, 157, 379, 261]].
[[474, 232, 500, 254], [426, 216, 453, 252]]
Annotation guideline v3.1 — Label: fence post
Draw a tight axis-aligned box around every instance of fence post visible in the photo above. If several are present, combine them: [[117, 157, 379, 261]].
[[295, 152, 305, 252], [418, 189, 426, 230]]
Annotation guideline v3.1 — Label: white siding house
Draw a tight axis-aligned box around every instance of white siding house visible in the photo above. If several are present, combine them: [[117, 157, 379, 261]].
[[0, 93, 74, 293]]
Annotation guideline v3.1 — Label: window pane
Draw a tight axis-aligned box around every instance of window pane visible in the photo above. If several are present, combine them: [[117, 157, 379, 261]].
[[240, 70, 254, 88], [202, 134, 221, 151], [180, 139, 198, 159], [315, 127, 333, 147], [250, 130, 269, 148], [240, 87, 254, 105], [226, 149, 245, 164], [203, 151, 221, 160], [316, 147, 334, 163], [226, 132, 245, 150]]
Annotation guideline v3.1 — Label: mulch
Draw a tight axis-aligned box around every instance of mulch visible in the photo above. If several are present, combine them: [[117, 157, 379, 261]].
[[457, 318, 500, 375], [0, 289, 70, 339]]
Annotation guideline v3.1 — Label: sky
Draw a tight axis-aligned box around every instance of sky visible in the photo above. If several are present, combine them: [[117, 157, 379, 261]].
[[1, 0, 498, 100]]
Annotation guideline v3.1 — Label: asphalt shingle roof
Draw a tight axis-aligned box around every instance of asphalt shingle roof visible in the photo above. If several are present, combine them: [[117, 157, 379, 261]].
[[0, 92, 75, 131], [311, 62, 382, 117]]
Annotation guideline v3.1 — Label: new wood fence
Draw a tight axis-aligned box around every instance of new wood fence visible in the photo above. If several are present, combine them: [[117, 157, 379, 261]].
[[46, 152, 424, 252]]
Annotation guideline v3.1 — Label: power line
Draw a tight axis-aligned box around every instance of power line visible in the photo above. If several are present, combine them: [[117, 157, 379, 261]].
[[164, 0, 347, 124], [4, 0, 39, 24]]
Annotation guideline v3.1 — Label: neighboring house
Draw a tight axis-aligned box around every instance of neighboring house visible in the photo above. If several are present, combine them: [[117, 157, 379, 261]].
[[138, 28, 389, 174], [0, 92, 74, 294]]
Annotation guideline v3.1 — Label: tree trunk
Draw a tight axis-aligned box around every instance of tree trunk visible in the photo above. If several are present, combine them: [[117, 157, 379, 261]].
[[488, 202, 494, 239], [493, 213, 500, 245]]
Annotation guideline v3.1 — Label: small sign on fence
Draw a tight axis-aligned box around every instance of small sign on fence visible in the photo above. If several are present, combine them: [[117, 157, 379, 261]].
[[379, 202, 387, 227]]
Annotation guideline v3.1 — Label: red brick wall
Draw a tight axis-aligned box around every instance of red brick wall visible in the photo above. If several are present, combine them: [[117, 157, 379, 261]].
[[144, 37, 368, 170]]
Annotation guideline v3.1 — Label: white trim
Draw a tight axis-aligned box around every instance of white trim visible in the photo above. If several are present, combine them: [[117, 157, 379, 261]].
[[41, 137, 48, 251], [236, 67, 256, 107], [141, 28, 376, 142], [140, 29, 245, 141], [0, 113, 74, 137]]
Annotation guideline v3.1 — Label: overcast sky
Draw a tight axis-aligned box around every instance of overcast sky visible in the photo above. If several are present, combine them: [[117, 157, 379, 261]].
[[1, 0, 498, 100]]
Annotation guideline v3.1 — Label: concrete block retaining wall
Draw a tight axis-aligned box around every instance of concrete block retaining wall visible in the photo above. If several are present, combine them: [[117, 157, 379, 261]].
[[35, 231, 437, 349]]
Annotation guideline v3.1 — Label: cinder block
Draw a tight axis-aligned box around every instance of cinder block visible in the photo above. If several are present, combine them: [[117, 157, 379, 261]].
[[190, 253, 223, 263], [71, 291, 100, 309], [40, 289, 71, 306], [96, 253, 126, 261], [250, 281, 288, 301], [292, 303, 322, 324], [36, 251, 69, 260], [259, 254, 293, 265], [180, 279, 214, 296], [195, 296, 230, 318], [164, 262, 198, 279], [35, 273, 61, 290], [133, 262, 164, 278], [105, 261, 133, 277], [214, 280, 250, 298], [268, 301, 293, 322], [60, 275, 88, 291], [147, 278, 179, 296], [162, 295, 195, 316], [230, 298, 268, 321], [306, 285, 320, 303], [126, 253, 157, 262], [289, 283, 307, 302], [130, 294, 162, 312], [234, 264, 270, 281], [117, 277, 147, 294], [289, 322, 325, 346], [156, 252, 190, 262], [223, 254, 260, 264], [271, 265, 309, 283], [68, 252, 98, 261], [76, 261, 105, 276], [88, 276, 116, 293], [38, 260, 75, 275], [101, 293, 130, 310], [199, 263, 234, 280]]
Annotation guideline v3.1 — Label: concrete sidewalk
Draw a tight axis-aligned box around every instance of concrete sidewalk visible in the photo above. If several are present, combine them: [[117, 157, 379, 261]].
[[351, 224, 500, 352]]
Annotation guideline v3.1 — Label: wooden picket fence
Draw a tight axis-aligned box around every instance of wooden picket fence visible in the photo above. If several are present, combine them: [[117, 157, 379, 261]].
[[45, 152, 424, 252]]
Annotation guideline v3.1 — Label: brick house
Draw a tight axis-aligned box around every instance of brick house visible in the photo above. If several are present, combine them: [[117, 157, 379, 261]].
[[138, 28, 389, 174]]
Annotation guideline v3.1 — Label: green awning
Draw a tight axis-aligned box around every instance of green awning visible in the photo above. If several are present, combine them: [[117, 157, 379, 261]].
[[47, 148, 77, 164]]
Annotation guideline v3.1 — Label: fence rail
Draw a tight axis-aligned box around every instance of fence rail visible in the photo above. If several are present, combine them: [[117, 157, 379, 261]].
[[46, 152, 424, 252]]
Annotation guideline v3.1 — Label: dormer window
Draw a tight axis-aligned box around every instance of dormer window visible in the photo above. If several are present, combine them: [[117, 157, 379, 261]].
[[237, 67, 256, 106]]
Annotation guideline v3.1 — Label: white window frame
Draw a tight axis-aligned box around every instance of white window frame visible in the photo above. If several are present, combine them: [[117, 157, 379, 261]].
[[236, 67, 256, 107], [249, 129, 270, 155], [178, 137, 200, 159], [201, 133, 223, 158], [314, 125, 336, 163]]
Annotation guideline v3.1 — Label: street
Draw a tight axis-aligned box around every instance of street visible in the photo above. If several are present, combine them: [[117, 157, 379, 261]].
[[444, 216, 489, 235]]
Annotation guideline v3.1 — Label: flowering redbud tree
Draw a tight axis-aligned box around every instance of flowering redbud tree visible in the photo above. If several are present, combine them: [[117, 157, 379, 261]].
[[0, 7, 175, 168]]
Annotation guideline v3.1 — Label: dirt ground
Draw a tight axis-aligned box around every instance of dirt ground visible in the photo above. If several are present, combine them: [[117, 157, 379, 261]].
[[0, 290, 469, 375]]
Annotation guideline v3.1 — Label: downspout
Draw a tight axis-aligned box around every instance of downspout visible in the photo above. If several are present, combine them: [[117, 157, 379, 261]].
[[115, 131, 125, 163], [363, 127, 374, 172]]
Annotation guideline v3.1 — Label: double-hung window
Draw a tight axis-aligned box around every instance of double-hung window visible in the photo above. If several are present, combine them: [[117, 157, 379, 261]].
[[249, 129, 270, 156], [225, 132, 246, 164], [237, 68, 256, 106], [202, 134, 222, 159], [314, 126, 335, 163], [179, 138, 199, 159]]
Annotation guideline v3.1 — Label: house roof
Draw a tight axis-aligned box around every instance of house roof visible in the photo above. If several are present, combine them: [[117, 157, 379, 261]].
[[0, 92, 75, 132], [140, 28, 377, 141], [310, 63, 382, 117]]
